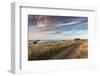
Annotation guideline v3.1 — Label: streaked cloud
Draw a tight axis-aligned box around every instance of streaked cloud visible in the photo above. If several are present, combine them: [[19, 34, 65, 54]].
[[28, 15, 88, 40]]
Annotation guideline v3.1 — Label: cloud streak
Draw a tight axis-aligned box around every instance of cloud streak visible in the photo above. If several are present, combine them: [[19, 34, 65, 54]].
[[28, 15, 88, 40]]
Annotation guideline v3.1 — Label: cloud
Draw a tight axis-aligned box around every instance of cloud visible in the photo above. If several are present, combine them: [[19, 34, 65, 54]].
[[28, 15, 88, 40], [57, 17, 87, 27], [29, 30, 49, 40], [75, 30, 88, 34]]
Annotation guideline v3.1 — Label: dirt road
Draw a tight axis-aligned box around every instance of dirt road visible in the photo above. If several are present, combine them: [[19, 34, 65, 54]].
[[50, 42, 83, 59]]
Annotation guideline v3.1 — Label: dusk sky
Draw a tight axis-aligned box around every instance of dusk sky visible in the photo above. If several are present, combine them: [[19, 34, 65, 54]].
[[28, 15, 88, 40]]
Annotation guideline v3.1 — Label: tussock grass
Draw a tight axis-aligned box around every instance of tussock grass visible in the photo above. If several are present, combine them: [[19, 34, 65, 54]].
[[28, 40, 88, 60], [28, 40, 77, 60]]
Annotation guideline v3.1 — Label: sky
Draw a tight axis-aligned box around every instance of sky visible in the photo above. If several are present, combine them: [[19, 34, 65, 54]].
[[28, 15, 88, 40]]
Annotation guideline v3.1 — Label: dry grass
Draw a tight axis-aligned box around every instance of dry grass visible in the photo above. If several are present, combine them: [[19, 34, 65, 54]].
[[68, 41, 88, 58], [28, 40, 88, 60], [77, 42, 88, 58]]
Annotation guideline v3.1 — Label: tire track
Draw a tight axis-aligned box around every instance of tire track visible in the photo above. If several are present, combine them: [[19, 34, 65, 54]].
[[50, 42, 83, 59]]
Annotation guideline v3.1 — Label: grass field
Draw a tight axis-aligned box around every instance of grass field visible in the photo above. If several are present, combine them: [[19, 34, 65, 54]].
[[28, 39, 88, 61]]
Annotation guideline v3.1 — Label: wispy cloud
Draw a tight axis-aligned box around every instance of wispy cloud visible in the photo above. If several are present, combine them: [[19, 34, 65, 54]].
[[57, 17, 86, 27], [28, 15, 88, 40]]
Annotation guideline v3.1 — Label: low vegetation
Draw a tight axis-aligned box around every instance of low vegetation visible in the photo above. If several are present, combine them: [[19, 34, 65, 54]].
[[28, 40, 88, 61]]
